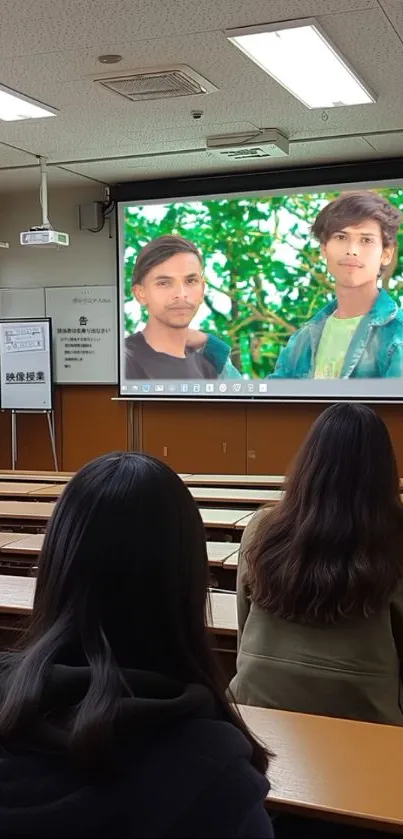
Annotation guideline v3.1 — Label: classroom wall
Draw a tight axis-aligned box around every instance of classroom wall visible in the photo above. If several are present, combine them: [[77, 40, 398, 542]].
[[0, 185, 114, 288], [1, 393, 402, 475], [0, 187, 402, 474]]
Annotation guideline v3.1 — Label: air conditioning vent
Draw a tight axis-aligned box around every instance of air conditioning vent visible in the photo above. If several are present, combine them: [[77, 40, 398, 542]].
[[216, 147, 274, 160], [95, 65, 218, 102], [206, 130, 289, 159]]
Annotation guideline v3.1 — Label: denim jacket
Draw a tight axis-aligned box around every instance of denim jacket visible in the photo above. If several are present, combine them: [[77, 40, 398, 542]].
[[202, 334, 242, 379], [271, 290, 403, 379]]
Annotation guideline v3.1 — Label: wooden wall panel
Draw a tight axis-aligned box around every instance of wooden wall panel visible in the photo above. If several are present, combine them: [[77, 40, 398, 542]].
[[60, 386, 128, 471], [0, 410, 11, 469], [246, 403, 322, 474], [247, 402, 403, 476], [1, 391, 401, 478], [140, 402, 246, 473]]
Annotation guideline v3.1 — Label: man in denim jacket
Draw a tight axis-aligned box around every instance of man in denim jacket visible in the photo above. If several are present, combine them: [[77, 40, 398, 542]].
[[271, 192, 403, 379]]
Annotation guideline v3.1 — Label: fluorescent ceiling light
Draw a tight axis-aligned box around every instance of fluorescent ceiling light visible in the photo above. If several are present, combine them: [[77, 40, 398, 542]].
[[0, 84, 57, 121], [226, 19, 376, 109]]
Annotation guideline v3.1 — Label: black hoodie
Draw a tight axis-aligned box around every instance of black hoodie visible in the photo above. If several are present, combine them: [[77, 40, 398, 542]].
[[0, 665, 273, 838]]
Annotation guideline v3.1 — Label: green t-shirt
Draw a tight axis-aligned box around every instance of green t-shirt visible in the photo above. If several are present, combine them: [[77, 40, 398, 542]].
[[314, 314, 363, 379]]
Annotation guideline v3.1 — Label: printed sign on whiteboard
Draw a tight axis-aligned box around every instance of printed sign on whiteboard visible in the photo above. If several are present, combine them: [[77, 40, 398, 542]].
[[4, 324, 45, 353], [45, 286, 117, 384], [0, 319, 53, 410]]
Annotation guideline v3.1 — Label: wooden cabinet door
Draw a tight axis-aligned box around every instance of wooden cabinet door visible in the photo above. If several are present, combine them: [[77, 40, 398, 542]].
[[141, 402, 247, 473]]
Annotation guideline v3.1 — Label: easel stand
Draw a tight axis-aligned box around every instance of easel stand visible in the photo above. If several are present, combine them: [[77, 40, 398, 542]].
[[10, 410, 58, 471]]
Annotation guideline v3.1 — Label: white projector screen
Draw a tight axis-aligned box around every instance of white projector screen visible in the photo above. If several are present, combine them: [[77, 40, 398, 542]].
[[117, 179, 403, 403]]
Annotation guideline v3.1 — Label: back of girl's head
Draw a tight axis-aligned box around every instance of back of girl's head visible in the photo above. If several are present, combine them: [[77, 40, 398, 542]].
[[288, 402, 400, 515], [0, 452, 268, 775], [33, 452, 209, 675], [246, 403, 403, 624]]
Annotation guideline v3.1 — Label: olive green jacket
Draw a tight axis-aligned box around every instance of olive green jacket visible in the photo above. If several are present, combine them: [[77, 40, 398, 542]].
[[229, 512, 403, 725]]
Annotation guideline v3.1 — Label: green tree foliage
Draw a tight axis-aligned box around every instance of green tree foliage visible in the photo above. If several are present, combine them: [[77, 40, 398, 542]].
[[123, 190, 403, 376]]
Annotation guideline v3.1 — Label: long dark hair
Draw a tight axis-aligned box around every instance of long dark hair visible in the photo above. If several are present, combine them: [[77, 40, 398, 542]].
[[0, 453, 267, 774], [245, 404, 403, 625]]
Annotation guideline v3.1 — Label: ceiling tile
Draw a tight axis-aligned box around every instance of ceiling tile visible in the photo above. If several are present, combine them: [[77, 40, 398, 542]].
[[0, 145, 36, 167], [0, 1, 378, 56]]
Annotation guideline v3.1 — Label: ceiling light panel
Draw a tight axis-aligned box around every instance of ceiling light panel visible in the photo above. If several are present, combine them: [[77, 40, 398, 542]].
[[226, 19, 376, 109]]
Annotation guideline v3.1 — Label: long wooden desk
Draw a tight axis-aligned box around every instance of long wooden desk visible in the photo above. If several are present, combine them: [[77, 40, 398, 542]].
[[0, 574, 36, 613], [189, 487, 282, 506], [0, 532, 31, 550], [206, 542, 239, 566], [241, 705, 403, 834], [0, 538, 238, 595], [0, 483, 279, 506], [199, 509, 254, 529], [223, 551, 239, 570], [0, 471, 72, 483], [0, 535, 238, 565], [0, 501, 253, 532], [29, 485, 65, 499], [184, 474, 285, 488], [3, 470, 403, 492], [0, 482, 61, 499], [0, 576, 237, 633], [0, 533, 45, 556], [0, 501, 55, 523], [207, 590, 237, 633]]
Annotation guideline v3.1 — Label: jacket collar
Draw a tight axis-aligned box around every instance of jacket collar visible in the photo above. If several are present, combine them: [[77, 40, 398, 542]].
[[310, 289, 398, 329]]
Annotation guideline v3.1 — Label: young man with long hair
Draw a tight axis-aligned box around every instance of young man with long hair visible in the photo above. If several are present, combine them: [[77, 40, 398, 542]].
[[125, 235, 241, 380], [272, 192, 403, 378]]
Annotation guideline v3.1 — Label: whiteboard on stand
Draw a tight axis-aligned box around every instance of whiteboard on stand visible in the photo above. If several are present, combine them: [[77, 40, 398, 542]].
[[45, 285, 117, 384], [0, 318, 53, 410]]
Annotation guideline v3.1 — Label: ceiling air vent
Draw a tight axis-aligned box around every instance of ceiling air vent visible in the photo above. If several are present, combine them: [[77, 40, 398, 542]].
[[95, 64, 218, 102], [221, 147, 275, 160]]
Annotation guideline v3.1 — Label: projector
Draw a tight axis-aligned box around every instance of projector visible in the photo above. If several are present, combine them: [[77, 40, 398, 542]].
[[20, 227, 69, 247]]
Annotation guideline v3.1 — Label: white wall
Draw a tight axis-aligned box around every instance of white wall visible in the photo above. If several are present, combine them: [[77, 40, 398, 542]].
[[0, 186, 116, 289]]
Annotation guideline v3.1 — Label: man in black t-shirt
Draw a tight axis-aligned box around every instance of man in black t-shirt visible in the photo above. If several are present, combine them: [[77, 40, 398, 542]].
[[125, 235, 240, 380], [125, 330, 217, 379]]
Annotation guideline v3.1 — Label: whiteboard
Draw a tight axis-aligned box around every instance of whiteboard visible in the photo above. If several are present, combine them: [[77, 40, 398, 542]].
[[0, 288, 45, 319], [0, 318, 53, 410], [45, 286, 117, 384]]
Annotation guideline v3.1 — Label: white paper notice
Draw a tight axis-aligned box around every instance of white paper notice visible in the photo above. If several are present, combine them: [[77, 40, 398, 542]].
[[45, 286, 117, 384], [3, 324, 45, 354]]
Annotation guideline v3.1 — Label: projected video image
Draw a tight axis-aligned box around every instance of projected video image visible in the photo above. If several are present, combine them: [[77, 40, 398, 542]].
[[118, 186, 403, 400]]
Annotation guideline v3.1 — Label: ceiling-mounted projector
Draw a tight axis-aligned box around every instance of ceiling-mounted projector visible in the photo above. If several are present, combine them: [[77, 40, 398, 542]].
[[206, 129, 289, 159], [20, 157, 69, 248], [20, 227, 69, 247]]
